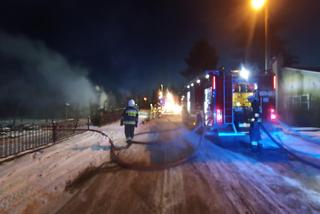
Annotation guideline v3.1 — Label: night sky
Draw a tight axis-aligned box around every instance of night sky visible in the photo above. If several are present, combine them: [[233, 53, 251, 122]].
[[0, 0, 319, 95]]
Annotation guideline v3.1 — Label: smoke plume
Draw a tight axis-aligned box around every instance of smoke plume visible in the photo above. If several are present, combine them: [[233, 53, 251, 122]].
[[0, 32, 104, 118]]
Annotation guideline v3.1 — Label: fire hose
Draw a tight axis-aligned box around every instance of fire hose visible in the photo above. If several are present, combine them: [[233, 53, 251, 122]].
[[57, 124, 205, 171], [70, 124, 319, 170]]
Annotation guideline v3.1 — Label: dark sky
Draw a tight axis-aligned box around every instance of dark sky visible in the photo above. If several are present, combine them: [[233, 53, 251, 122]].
[[0, 0, 319, 95]]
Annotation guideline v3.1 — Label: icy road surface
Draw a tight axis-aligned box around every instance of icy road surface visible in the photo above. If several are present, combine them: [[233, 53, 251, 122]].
[[1, 115, 320, 214]]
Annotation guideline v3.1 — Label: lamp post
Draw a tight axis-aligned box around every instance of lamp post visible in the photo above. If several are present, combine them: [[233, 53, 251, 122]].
[[65, 102, 70, 119], [251, 0, 269, 74]]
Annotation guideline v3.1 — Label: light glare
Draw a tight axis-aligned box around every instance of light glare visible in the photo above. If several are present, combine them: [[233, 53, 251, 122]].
[[240, 66, 250, 80], [163, 90, 182, 114], [251, 0, 266, 10]]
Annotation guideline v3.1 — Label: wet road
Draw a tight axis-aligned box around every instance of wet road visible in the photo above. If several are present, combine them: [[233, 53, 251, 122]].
[[57, 115, 320, 214]]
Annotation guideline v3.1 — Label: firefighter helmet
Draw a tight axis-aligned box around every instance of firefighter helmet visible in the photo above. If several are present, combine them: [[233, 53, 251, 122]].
[[128, 99, 135, 107]]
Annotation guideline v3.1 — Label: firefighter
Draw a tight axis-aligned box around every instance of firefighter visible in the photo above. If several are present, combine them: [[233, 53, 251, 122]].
[[181, 105, 189, 123], [196, 110, 204, 127], [120, 99, 139, 143], [195, 110, 205, 134], [248, 93, 262, 150]]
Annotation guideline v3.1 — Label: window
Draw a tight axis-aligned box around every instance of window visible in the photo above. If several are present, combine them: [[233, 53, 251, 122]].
[[288, 94, 310, 111]]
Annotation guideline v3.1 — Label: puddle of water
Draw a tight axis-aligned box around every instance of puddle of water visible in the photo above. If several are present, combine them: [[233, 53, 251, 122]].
[[91, 144, 111, 151], [72, 144, 111, 151]]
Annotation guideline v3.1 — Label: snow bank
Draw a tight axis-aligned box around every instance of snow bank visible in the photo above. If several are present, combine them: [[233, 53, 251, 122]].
[[265, 122, 320, 165], [0, 117, 153, 213]]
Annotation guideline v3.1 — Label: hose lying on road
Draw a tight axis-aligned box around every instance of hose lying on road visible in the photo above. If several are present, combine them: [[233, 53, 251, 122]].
[[261, 124, 320, 170], [112, 125, 205, 171], [133, 127, 182, 138], [57, 124, 205, 171], [32, 124, 320, 171]]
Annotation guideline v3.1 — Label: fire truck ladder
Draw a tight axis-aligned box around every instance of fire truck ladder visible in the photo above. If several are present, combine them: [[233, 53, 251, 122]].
[[224, 73, 237, 133]]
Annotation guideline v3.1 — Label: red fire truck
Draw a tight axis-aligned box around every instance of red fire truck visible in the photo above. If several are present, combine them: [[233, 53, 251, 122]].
[[183, 67, 277, 136]]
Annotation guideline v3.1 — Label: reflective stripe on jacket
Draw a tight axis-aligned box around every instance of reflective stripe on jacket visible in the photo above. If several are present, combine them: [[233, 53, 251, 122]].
[[121, 106, 139, 126], [123, 121, 136, 125]]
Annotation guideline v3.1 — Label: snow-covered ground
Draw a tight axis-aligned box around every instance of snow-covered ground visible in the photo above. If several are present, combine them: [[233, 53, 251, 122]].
[[288, 124, 320, 143], [298, 130, 320, 141], [1, 115, 320, 213], [264, 121, 320, 167], [0, 113, 151, 214], [59, 117, 320, 213]]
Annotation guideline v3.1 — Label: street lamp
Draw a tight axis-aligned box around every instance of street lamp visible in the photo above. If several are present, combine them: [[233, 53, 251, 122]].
[[251, 0, 269, 74], [251, 0, 266, 11]]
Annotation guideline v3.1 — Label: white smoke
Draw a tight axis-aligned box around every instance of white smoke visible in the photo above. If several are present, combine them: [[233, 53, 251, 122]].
[[0, 32, 108, 117], [96, 87, 117, 111]]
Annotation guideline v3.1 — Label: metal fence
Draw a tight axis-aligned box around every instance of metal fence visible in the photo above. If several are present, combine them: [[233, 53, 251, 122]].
[[0, 124, 51, 158], [0, 110, 123, 160], [0, 118, 89, 159]]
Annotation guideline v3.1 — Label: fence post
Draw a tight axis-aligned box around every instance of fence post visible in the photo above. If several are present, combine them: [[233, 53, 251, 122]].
[[52, 120, 57, 143], [87, 116, 90, 130]]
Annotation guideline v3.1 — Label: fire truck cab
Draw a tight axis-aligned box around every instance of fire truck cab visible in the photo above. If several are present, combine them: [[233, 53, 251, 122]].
[[183, 67, 277, 136]]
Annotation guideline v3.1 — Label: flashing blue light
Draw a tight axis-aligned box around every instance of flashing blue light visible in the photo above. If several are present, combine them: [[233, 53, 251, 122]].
[[218, 132, 247, 137]]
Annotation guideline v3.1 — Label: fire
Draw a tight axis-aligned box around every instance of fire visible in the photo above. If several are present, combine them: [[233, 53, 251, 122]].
[[163, 90, 182, 114]]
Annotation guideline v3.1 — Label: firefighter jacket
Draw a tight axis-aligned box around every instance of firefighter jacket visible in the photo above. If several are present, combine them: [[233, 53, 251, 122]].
[[250, 98, 261, 123], [121, 106, 139, 126], [251, 99, 260, 114]]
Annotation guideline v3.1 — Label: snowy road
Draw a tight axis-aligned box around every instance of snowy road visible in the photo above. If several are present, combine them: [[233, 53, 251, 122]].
[[1, 115, 320, 213], [263, 121, 320, 168], [58, 115, 320, 214]]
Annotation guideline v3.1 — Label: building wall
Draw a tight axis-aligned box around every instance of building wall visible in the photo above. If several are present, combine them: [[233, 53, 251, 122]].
[[278, 67, 320, 126]]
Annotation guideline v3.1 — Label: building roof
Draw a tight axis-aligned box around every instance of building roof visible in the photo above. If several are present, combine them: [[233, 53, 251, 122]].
[[287, 66, 320, 73]]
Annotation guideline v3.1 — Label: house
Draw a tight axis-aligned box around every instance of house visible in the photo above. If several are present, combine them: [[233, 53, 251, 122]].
[[273, 59, 320, 126]]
